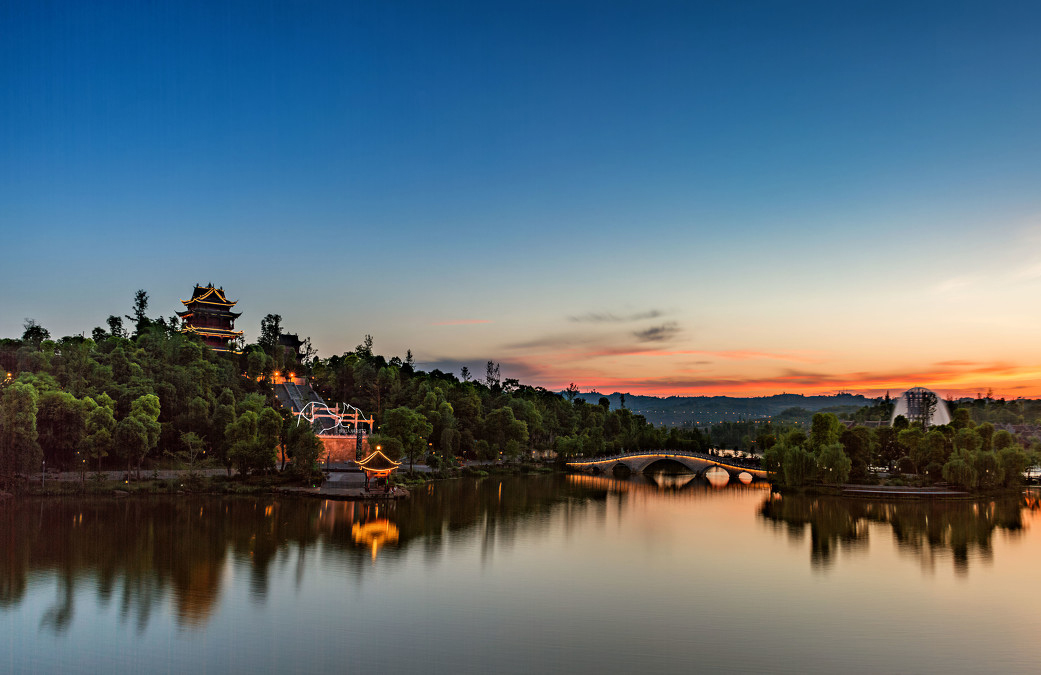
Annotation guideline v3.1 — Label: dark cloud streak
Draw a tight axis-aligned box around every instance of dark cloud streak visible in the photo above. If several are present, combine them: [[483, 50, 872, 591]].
[[633, 322, 680, 343], [569, 309, 664, 323]]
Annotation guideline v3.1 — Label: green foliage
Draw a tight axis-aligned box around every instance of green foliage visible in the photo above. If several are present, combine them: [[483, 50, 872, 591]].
[[942, 452, 977, 489], [1, 381, 42, 475], [808, 413, 842, 453], [781, 446, 817, 487], [817, 443, 851, 484], [226, 409, 277, 475], [382, 406, 434, 471], [997, 445, 1029, 488], [285, 422, 324, 479], [973, 451, 1004, 490]]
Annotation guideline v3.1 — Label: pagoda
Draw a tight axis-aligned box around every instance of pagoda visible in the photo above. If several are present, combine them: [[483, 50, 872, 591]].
[[357, 448, 401, 492], [177, 284, 244, 353]]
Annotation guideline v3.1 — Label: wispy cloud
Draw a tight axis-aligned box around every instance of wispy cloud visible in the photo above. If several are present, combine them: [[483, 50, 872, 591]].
[[933, 276, 977, 294], [633, 322, 680, 342], [569, 309, 664, 323], [1013, 260, 1041, 280], [430, 319, 493, 326]]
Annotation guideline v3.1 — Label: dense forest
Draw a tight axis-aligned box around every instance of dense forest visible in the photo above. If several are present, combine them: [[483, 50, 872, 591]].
[[0, 291, 703, 481]]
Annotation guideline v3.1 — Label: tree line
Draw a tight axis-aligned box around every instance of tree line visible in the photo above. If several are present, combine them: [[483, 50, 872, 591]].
[[763, 409, 1039, 491], [0, 292, 322, 483], [0, 290, 678, 480]]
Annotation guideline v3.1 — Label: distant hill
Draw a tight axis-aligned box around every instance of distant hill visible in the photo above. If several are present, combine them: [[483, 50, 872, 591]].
[[574, 392, 873, 427]]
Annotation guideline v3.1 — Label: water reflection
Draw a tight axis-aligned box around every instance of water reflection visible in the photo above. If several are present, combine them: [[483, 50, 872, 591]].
[[760, 491, 1041, 572], [5, 480, 1041, 640], [0, 477, 617, 631]]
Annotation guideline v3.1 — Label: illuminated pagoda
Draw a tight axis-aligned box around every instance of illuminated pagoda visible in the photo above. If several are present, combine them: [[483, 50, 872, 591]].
[[356, 448, 401, 492], [177, 284, 244, 353]]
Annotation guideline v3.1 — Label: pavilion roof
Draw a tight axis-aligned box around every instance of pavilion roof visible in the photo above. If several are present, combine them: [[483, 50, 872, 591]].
[[181, 285, 238, 308], [357, 449, 401, 471]]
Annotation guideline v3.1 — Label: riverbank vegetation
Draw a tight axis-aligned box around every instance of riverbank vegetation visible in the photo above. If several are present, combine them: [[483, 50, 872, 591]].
[[0, 290, 687, 488], [762, 409, 1041, 493]]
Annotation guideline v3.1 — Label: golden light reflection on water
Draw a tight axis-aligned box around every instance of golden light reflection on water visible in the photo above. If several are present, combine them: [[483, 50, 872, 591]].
[[7, 478, 1041, 675], [351, 519, 400, 561]]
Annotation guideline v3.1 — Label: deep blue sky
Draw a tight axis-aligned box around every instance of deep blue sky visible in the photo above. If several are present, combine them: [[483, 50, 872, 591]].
[[4, 1, 1041, 396]]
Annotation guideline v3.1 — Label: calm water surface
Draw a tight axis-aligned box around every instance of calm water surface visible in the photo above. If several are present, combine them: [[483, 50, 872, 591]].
[[3, 475, 1041, 674]]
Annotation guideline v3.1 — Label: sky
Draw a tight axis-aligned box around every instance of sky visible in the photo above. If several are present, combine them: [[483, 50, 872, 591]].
[[3, 0, 1041, 398]]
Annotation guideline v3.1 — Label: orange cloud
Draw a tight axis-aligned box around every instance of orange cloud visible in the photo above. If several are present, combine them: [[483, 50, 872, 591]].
[[508, 359, 1041, 399]]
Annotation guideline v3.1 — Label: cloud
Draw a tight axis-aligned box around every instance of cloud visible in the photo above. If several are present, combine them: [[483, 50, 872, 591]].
[[1013, 260, 1041, 280], [686, 349, 824, 363], [430, 319, 493, 326], [503, 333, 605, 351], [418, 357, 548, 383], [569, 309, 664, 323], [933, 276, 976, 294], [633, 322, 680, 343]]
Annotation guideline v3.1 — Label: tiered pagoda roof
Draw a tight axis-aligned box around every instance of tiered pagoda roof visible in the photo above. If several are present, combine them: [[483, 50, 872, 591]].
[[176, 285, 243, 319], [177, 284, 243, 353]]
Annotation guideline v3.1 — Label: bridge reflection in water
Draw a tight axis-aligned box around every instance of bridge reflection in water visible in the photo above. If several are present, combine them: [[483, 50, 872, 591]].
[[567, 472, 770, 497], [566, 450, 767, 486]]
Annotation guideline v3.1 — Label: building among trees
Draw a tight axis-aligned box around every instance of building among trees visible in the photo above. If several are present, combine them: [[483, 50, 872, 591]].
[[177, 285, 244, 352], [891, 387, 951, 428]]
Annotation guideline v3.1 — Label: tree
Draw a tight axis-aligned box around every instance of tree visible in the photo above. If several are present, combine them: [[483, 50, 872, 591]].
[[36, 390, 87, 470], [942, 452, 977, 489], [82, 396, 116, 472], [951, 408, 974, 430], [382, 406, 433, 472], [897, 428, 925, 472], [125, 290, 150, 337], [128, 394, 161, 479], [106, 315, 126, 339], [808, 413, 842, 453], [459, 366, 471, 382], [114, 415, 148, 480], [483, 406, 529, 458], [839, 426, 872, 480], [259, 314, 282, 352], [0, 380, 42, 477], [564, 383, 580, 403], [953, 427, 982, 455], [485, 361, 501, 389], [285, 421, 324, 480], [973, 451, 1004, 489], [782, 446, 817, 487], [992, 429, 1015, 452], [818, 443, 852, 484], [171, 431, 206, 478], [21, 319, 50, 347], [225, 409, 277, 475], [356, 334, 374, 359], [997, 445, 1030, 488]]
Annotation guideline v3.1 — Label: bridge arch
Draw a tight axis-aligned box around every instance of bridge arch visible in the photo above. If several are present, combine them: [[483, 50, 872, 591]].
[[641, 458, 694, 474], [566, 451, 769, 483]]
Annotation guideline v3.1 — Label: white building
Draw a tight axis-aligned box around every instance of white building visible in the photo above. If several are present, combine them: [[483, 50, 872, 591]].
[[891, 387, 951, 427]]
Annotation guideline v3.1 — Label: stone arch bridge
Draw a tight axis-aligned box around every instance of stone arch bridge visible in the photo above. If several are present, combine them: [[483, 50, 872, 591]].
[[566, 451, 769, 482]]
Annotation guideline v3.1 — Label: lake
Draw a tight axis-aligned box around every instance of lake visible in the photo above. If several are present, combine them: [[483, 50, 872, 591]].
[[3, 474, 1041, 673]]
